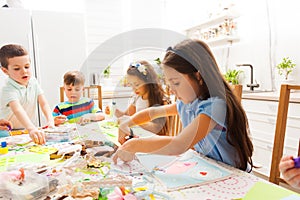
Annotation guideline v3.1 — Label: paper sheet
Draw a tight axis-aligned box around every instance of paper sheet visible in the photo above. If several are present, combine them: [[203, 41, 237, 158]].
[[242, 181, 300, 200]]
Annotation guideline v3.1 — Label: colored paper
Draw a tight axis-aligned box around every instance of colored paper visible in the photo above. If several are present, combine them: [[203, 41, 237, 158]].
[[0, 153, 49, 172], [242, 181, 300, 200]]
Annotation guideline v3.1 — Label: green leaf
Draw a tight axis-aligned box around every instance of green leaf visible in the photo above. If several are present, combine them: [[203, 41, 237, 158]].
[[224, 69, 242, 85], [154, 58, 161, 64], [276, 57, 296, 80], [103, 66, 111, 78]]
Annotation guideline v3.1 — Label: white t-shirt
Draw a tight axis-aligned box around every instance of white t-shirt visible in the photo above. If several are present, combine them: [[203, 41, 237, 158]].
[[0, 77, 43, 128], [130, 95, 149, 112]]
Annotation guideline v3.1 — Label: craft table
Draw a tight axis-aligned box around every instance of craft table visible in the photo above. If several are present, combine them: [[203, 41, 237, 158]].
[[0, 121, 299, 200]]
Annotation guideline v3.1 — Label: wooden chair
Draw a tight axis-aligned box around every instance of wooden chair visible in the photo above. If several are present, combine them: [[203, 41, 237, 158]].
[[60, 85, 102, 110], [269, 84, 300, 185], [164, 86, 183, 136], [168, 114, 182, 136]]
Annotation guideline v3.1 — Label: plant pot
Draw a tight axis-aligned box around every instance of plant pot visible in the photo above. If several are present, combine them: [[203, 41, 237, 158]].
[[231, 84, 243, 102]]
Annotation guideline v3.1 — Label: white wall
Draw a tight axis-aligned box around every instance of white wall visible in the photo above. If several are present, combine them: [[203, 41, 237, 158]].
[[162, 0, 300, 91], [84, 0, 167, 88], [2, 0, 299, 92]]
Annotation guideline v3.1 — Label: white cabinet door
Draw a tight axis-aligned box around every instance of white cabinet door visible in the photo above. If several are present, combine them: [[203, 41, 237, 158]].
[[0, 9, 33, 87], [31, 10, 87, 110]]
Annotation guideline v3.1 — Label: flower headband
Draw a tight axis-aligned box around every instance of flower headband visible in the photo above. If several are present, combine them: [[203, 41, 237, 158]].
[[130, 62, 147, 75]]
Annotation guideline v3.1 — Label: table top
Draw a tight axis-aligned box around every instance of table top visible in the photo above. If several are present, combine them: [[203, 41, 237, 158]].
[[0, 121, 299, 200]]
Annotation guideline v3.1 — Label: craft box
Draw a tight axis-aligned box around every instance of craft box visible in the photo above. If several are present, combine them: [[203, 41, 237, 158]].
[[44, 126, 77, 143], [2, 170, 49, 200]]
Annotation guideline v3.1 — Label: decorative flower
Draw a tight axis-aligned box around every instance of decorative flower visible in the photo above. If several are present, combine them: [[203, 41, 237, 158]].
[[130, 62, 147, 75]]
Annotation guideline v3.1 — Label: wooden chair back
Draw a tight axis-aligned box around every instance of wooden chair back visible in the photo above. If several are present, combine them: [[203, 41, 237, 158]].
[[164, 85, 183, 136], [60, 85, 102, 110], [168, 114, 182, 136], [269, 84, 300, 185]]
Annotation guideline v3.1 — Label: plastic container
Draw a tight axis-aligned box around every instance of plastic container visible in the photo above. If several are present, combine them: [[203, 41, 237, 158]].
[[3, 170, 49, 200], [45, 132, 71, 142], [44, 126, 77, 143]]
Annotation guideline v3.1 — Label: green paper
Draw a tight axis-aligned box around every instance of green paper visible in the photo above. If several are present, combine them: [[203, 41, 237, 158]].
[[243, 181, 300, 200], [0, 153, 49, 172]]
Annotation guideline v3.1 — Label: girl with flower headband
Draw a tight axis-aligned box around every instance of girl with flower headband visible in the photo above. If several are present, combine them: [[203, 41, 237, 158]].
[[115, 60, 170, 135], [113, 39, 254, 172]]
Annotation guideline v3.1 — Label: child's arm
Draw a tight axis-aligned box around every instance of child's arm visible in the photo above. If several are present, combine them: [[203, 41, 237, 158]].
[[79, 112, 105, 124], [79, 99, 105, 123], [8, 100, 45, 144], [139, 121, 165, 135], [115, 104, 136, 118], [114, 111, 216, 163], [38, 94, 55, 127], [118, 103, 177, 144]]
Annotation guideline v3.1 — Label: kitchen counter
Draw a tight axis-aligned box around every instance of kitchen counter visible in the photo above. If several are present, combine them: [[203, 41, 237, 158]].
[[242, 90, 300, 103]]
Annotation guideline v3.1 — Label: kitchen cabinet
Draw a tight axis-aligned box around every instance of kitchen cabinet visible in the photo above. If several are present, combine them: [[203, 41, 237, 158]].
[[242, 94, 300, 177], [185, 11, 239, 47]]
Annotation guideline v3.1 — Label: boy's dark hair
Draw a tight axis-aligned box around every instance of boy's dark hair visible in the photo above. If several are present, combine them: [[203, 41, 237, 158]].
[[0, 44, 28, 69], [64, 70, 85, 86]]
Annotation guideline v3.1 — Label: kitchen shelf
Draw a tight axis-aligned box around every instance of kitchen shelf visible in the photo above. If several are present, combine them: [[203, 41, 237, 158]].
[[186, 10, 240, 47], [206, 36, 240, 47], [186, 11, 239, 33]]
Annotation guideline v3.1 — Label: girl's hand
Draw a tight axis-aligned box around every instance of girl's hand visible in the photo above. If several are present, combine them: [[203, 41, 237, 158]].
[[113, 146, 136, 164], [54, 115, 67, 126], [118, 124, 131, 144], [29, 128, 45, 145], [0, 119, 12, 131], [279, 155, 300, 189]]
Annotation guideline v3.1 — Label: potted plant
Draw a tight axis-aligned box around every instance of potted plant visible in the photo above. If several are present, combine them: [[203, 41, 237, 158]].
[[103, 65, 111, 79], [276, 57, 296, 81], [224, 69, 243, 100], [102, 65, 112, 86], [224, 69, 242, 85]]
